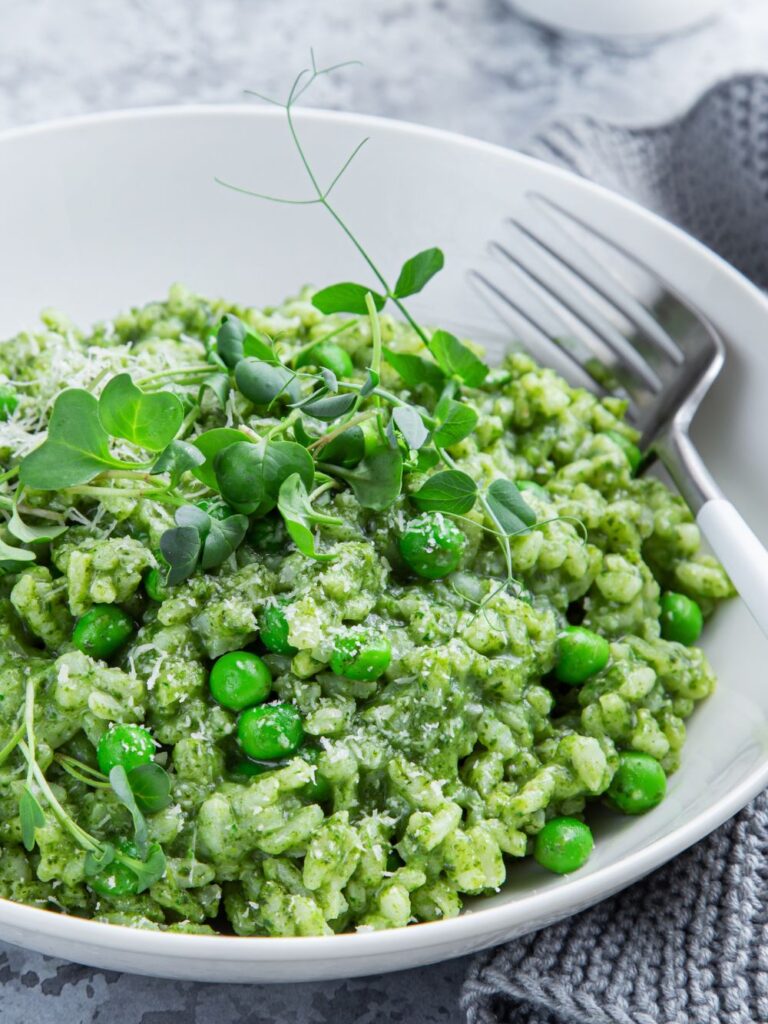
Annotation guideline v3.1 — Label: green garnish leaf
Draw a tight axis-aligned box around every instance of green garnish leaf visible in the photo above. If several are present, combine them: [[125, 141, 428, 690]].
[[428, 330, 489, 387], [312, 283, 386, 315], [19, 389, 125, 490], [8, 503, 67, 545], [214, 440, 314, 516], [19, 786, 45, 852], [277, 473, 341, 562], [235, 358, 300, 407], [393, 247, 444, 298], [390, 407, 429, 451], [412, 470, 477, 515], [198, 372, 231, 409], [320, 369, 338, 393], [127, 762, 173, 815], [486, 479, 537, 535], [217, 314, 276, 367], [200, 512, 249, 570], [412, 447, 440, 473], [0, 536, 35, 574], [150, 440, 206, 488], [432, 398, 478, 447], [159, 524, 202, 585], [98, 374, 184, 452], [84, 842, 116, 876], [121, 843, 166, 893], [382, 347, 445, 392], [301, 392, 357, 421], [109, 765, 149, 857], [192, 427, 251, 490], [359, 370, 379, 397], [324, 447, 403, 511]]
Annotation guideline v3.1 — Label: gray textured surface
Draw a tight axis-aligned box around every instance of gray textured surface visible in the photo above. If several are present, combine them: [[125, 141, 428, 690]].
[[2, 1, 768, 1021]]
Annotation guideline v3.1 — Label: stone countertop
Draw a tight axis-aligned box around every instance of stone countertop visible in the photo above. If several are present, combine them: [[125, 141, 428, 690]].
[[1, 0, 768, 1021]]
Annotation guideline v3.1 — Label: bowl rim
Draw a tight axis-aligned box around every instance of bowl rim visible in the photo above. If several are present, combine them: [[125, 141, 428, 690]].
[[1, 101, 767, 964]]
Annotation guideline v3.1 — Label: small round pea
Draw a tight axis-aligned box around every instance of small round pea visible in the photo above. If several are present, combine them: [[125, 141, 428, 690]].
[[144, 568, 168, 603], [72, 605, 134, 660], [88, 843, 141, 898], [97, 724, 156, 776], [605, 429, 642, 474], [196, 498, 235, 521], [209, 651, 272, 711], [659, 591, 703, 646], [299, 747, 332, 803], [399, 512, 466, 580], [0, 385, 18, 421], [258, 601, 297, 656], [330, 628, 391, 682], [555, 626, 610, 685], [534, 817, 594, 874], [296, 341, 354, 379], [607, 752, 667, 815], [237, 703, 304, 760]]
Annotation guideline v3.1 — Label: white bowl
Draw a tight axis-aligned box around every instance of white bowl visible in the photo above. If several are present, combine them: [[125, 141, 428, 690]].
[[511, 0, 727, 36], [0, 106, 767, 983]]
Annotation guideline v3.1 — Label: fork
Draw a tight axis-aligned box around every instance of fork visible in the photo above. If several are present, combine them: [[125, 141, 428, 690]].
[[471, 195, 768, 638]]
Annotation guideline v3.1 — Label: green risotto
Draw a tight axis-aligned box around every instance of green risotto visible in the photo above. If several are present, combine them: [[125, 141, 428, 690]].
[[0, 285, 733, 936]]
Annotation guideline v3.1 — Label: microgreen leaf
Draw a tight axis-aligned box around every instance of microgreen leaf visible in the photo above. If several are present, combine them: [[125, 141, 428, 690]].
[[301, 392, 357, 421], [393, 247, 444, 298], [428, 331, 488, 387], [214, 440, 314, 515], [120, 843, 166, 893], [192, 427, 251, 490], [201, 512, 249, 570], [312, 283, 386, 315], [235, 358, 300, 407], [278, 473, 341, 561], [412, 448, 440, 473], [127, 762, 173, 815], [159, 525, 202, 585], [19, 786, 45, 852], [432, 398, 478, 447], [19, 389, 125, 490], [98, 374, 184, 452], [321, 369, 338, 393], [84, 842, 116, 876], [175, 505, 211, 534], [323, 447, 403, 510], [382, 348, 445, 392], [150, 440, 205, 488], [359, 370, 379, 397], [217, 314, 276, 367], [8, 503, 67, 544], [198, 372, 231, 409], [412, 470, 477, 515], [390, 407, 429, 451], [486, 479, 537, 535], [0, 536, 35, 574], [109, 765, 149, 857]]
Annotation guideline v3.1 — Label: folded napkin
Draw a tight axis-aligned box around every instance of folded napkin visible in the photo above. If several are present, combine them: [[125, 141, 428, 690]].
[[461, 74, 768, 1024]]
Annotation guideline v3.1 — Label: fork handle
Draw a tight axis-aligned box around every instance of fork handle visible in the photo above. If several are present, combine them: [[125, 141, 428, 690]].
[[697, 499, 768, 638]]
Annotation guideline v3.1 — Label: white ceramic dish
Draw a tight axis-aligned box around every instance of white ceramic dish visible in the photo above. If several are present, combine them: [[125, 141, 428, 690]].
[[0, 106, 767, 983], [511, 0, 727, 37]]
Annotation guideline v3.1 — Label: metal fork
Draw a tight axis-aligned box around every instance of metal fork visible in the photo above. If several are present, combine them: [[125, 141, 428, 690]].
[[471, 194, 768, 638]]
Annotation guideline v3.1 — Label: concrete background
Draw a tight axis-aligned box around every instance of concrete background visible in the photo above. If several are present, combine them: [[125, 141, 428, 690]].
[[2, 0, 768, 1020]]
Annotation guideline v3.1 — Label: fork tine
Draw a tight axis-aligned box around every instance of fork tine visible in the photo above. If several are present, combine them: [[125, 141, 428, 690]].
[[490, 236, 664, 394], [468, 269, 619, 396], [525, 195, 690, 364]]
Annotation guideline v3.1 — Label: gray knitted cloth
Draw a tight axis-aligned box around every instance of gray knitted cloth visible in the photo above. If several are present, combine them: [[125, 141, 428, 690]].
[[461, 75, 768, 1024]]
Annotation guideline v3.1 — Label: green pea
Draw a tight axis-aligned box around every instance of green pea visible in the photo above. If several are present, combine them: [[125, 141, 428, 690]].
[[258, 601, 297, 656], [0, 385, 18, 421], [659, 591, 703, 646], [196, 498, 235, 521], [534, 817, 594, 874], [144, 568, 168, 603], [213, 442, 267, 514], [88, 842, 141, 898], [296, 341, 354, 379], [299, 746, 332, 803], [97, 723, 156, 776], [237, 703, 304, 760], [607, 751, 667, 815], [330, 628, 391, 681], [604, 430, 642, 474], [555, 626, 610, 685], [209, 651, 272, 711], [399, 512, 466, 580], [72, 605, 134, 660]]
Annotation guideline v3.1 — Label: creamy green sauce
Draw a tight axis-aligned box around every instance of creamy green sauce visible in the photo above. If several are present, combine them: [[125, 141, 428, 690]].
[[0, 285, 732, 935]]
